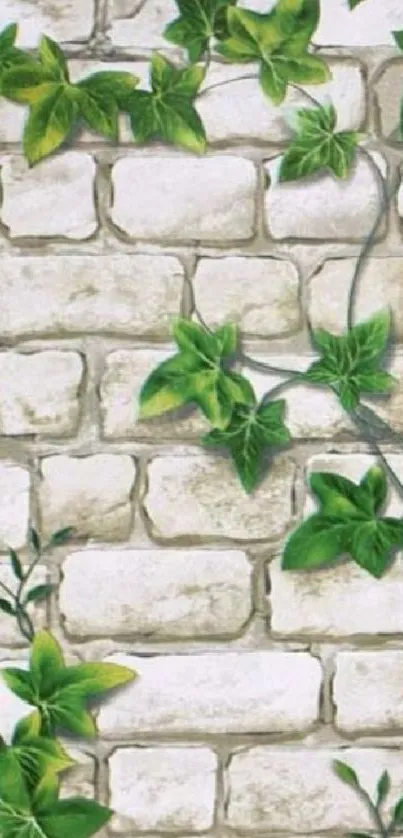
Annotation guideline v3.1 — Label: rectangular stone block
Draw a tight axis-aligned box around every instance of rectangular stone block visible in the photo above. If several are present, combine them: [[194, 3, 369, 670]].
[[98, 651, 321, 737], [0, 464, 30, 551], [110, 157, 257, 242], [109, 747, 217, 832], [335, 651, 403, 733], [107, 0, 179, 51], [226, 746, 403, 832], [144, 453, 295, 542], [374, 62, 403, 144], [60, 548, 252, 639], [0, 1, 94, 45]]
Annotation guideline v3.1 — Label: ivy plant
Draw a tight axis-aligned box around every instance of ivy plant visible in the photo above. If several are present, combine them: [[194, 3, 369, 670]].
[[334, 760, 403, 838], [0, 526, 137, 838]]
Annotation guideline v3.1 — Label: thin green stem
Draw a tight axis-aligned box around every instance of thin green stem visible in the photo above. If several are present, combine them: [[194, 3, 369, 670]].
[[356, 785, 388, 838], [0, 579, 15, 600], [347, 148, 393, 329], [197, 72, 259, 98], [15, 603, 35, 643], [288, 83, 323, 109]]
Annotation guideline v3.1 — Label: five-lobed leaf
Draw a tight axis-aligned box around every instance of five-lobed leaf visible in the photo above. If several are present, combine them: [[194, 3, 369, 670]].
[[203, 397, 291, 492], [303, 310, 396, 410], [128, 53, 207, 153], [139, 317, 254, 429], [279, 105, 361, 182], [1, 630, 136, 738], [216, 0, 330, 104], [282, 466, 403, 577], [164, 0, 237, 62]]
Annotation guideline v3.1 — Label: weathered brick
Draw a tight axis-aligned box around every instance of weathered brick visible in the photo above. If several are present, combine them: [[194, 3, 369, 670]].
[[110, 157, 257, 242], [1, 153, 97, 240], [39, 455, 136, 541], [193, 257, 301, 337], [0, 464, 30, 551], [374, 62, 403, 143], [58, 745, 95, 800], [144, 454, 295, 542], [109, 747, 217, 832], [107, 0, 178, 51], [198, 60, 365, 144], [270, 554, 403, 637], [265, 153, 385, 240], [335, 651, 403, 733], [100, 350, 207, 440], [308, 258, 403, 341], [226, 747, 403, 832], [0, 1, 94, 45], [60, 548, 252, 638], [0, 564, 47, 646], [0, 352, 83, 436], [314, 0, 403, 46], [97, 652, 321, 736], [0, 255, 183, 340]]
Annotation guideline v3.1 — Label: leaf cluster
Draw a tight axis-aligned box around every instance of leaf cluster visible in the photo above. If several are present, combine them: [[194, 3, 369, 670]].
[[334, 761, 403, 838]]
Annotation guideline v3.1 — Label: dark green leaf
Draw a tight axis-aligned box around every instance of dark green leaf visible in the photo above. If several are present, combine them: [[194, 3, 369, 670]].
[[23, 84, 77, 164], [0, 23, 18, 51], [76, 69, 139, 109], [49, 527, 75, 546], [394, 797, 403, 824], [24, 584, 54, 605], [0, 748, 31, 811], [76, 87, 118, 140], [352, 519, 403, 578], [376, 770, 390, 807], [348, 0, 367, 7], [282, 514, 353, 570], [1, 668, 35, 703], [309, 471, 372, 518], [29, 527, 41, 554], [164, 0, 237, 62], [38, 798, 112, 838], [333, 760, 359, 787], [359, 465, 388, 515], [393, 31, 403, 51], [128, 53, 206, 153], [203, 398, 291, 492], [0, 598, 14, 616], [279, 105, 360, 182], [38, 35, 69, 81], [2, 62, 59, 104], [9, 548, 23, 580]]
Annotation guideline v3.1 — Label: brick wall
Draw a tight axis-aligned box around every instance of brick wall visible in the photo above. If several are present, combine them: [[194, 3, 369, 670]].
[[2, 0, 403, 836]]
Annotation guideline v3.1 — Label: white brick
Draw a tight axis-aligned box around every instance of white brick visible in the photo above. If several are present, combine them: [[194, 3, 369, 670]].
[[107, 0, 178, 51], [308, 258, 403, 340], [335, 651, 403, 733], [60, 548, 252, 638], [0, 465, 30, 551], [0, 564, 47, 646], [315, 0, 403, 46], [304, 454, 403, 519], [144, 454, 295, 541], [265, 153, 385, 240], [109, 747, 217, 832], [226, 747, 403, 831], [193, 257, 301, 337], [39, 455, 136, 541], [270, 554, 403, 637], [1, 153, 97, 240], [0, 255, 183, 340], [0, 0, 94, 45], [198, 61, 365, 143], [0, 352, 83, 436], [59, 746, 95, 800], [110, 157, 257, 241], [374, 62, 403, 143], [100, 350, 207, 440], [97, 652, 321, 736]]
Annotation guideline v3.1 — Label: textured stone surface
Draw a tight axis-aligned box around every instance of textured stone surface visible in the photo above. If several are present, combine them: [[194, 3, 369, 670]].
[[374, 62, 403, 143], [109, 747, 217, 832], [144, 454, 295, 541], [315, 0, 403, 46], [98, 652, 321, 736], [100, 350, 208, 440], [0, 352, 83, 436], [198, 61, 366, 143], [110, 157, 257, 241], [226, 747, 403, 831], [335, 651, 403, 732], [1, 153, 97, 240], [60, 549, 252, 638], [39, 455, 136, 541], [0, 255, 183, 339], [270, 555, 403, 637], [265, 153, 385, 240], [0, 464, 30, 550], [193, 257, 301, 337], [0, 1, 94, 45], [107, 0, 179, 50]]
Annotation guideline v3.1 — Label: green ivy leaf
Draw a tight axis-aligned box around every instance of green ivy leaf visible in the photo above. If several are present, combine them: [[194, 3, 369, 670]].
[[24, 584, 54, 605], [394, 798, 403, 824], [1, 630, 136, 738], [139, 318, 254, 429], [333, 760, 359, 787], [9, 548, 23, 581], [282, 466, 403, 577], [48, 527, 75, 547], [393, 31, 403, 51], [216, 1, 330, 104], [279, 105, 361, 181], [0, 24, 36, 90], [303, 310, 396, 410], [203, 398, 291, 492], [11, 713, 74, 792], [348, 0, 367, 7], [128, 53, 206, 153], [29, 528, 41, 554], [164, 0, 237, 62], [23, 85, 78, 165], [0, 598, 15, 616], [38, 34, 69, 82], [76, 69, 139, 109], [376, 770, 390, 807]]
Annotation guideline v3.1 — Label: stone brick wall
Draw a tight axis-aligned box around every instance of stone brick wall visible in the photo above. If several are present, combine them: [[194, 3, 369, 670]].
[[2, 0, 403, 836]]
